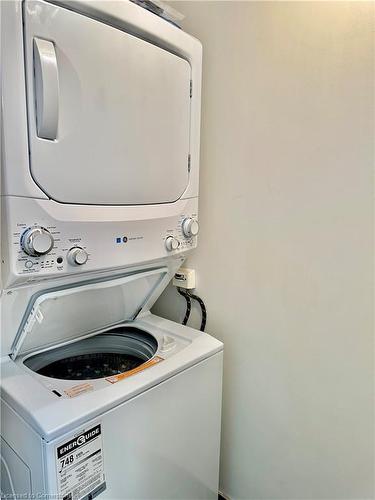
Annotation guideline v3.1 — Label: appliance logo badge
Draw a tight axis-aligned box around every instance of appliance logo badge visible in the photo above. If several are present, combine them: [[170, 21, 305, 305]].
[[116, 236, 128, 244], [57, 424, 101, 458], [77, 435, 86, 446]]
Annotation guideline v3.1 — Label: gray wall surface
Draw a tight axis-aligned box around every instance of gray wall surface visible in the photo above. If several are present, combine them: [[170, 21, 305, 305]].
[[154, 2, 374, 499]]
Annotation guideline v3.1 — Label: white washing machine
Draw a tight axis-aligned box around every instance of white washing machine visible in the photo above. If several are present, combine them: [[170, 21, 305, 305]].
[[1, 266, 223, 499], [0, 1, 223, 499]]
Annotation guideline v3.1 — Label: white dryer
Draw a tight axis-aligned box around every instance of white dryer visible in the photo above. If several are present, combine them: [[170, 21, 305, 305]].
[[1, 1, 223, 499], [1, 0, 202, 290]]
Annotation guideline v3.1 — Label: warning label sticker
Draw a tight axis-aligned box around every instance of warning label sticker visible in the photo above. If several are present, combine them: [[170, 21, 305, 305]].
[[56, 423, 106, 500], [105, 356, 164, 384]]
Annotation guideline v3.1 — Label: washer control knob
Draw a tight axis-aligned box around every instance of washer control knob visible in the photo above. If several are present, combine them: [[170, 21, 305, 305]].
[[67, 247, 88, 266], [182, 218, 199, 238], [21, 227, 54, 256], [165, 236, 180, 252]]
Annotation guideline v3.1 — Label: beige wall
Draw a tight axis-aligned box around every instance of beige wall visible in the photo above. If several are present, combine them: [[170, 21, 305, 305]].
[[153, 2, 374, 498]]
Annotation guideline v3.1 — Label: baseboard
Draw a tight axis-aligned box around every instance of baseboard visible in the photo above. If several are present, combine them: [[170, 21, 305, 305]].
[[218, 490, 231, 500]]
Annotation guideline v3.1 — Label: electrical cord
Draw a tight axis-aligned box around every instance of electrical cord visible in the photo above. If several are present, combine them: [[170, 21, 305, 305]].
[[178, 287, 192, 325], [177, 287, 207, 332], [186, 290, 207, 332]]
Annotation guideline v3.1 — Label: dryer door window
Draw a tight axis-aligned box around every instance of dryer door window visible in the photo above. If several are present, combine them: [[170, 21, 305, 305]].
[[23, 1, 191, 205]]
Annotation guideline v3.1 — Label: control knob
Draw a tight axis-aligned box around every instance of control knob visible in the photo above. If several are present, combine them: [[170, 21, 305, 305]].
[[165, 236, 179, 252], [67, 247, 88, 266], [182, 218, 199, 238], [21, 227, 54, 256]]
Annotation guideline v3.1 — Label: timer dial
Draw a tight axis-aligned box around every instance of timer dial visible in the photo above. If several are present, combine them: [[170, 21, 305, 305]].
[[182, 218, 199, 238], [67, 247, 88, 266], [165, 236, 179, 252], [21, 227, 54, 256]]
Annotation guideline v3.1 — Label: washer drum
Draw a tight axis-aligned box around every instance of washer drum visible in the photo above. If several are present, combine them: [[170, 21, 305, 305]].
[[24, 327, 158, 380]]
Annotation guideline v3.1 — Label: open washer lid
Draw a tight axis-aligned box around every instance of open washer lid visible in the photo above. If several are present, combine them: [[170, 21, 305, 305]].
[[11, 267, 169, 360]]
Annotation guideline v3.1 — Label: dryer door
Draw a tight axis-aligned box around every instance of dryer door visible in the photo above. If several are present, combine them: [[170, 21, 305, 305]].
[[23, 1, 191, 205]]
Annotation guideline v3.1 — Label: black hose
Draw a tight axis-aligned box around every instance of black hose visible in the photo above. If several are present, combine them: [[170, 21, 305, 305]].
[[186, 290, 207, 332], [177, 287, 192, 326]]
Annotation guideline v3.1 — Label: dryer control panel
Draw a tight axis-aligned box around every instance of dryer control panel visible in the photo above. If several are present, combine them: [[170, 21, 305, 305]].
[[3, 197, 199, 287]]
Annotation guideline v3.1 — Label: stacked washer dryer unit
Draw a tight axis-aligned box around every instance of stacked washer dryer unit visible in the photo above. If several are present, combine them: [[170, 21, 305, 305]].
[[0, 1, 223, 499]]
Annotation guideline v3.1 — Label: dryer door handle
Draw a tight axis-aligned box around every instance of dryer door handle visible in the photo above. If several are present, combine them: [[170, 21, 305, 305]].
[[33, 38, 59, 140]]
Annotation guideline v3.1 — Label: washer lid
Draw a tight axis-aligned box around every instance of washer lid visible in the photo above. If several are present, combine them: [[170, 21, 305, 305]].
[[11, 268, 169, 360]]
